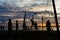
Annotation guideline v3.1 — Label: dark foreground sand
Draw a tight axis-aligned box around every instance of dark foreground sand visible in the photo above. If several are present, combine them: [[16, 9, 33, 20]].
[[0, 31, 58, 40]]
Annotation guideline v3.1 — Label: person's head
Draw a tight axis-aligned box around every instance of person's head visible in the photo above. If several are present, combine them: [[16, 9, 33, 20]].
[[30, 19, 32, 21], [8, 19, 11, 21], [16, 20, 18, 23], [47, 20, 50, 22]]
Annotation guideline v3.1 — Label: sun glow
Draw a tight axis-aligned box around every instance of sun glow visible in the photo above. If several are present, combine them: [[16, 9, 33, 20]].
[[37, 23, 59, 27]]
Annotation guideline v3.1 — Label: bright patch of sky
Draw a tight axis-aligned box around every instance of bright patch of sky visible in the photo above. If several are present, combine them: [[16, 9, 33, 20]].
[[55, 0, 60, 13], [0, 0, 52, 7]]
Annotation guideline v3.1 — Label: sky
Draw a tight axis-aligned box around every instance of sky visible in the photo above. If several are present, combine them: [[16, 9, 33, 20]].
[[0, 0, 60, 13], [0, 0, 48, 7], [0, 0, 59, 7], [0, 0, 60, 27]]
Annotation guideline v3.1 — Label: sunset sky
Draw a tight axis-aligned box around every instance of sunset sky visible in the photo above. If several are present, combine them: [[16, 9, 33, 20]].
[[0, 0, 60, 13], [0, 0, 60, 27]]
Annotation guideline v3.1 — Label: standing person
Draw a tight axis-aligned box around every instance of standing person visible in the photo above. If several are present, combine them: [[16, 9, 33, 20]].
[[34, 22, 38, 30], [46, 20, 51, 32], [30, 19, 35, 29], [8, 19, 13, 39], [16, 20, 18, 31], [2, 26, 4, 31], [8, 19, 12, 32], [0, 26, 2, 30]]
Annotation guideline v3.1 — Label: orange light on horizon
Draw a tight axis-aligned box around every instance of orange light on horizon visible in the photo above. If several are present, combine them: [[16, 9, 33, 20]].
[[37, 23, 60, 27], [37, 23, 46, 27]]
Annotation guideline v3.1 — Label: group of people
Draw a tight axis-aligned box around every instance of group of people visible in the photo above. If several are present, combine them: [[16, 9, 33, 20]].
[[8, 18, 51, 32], [8, 18, 38, 31], [0, 26, 4, 31], [8, 19, 18, 32]]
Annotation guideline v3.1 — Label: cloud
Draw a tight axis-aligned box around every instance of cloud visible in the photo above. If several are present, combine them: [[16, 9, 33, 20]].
[[0, 0, 60, 13], [0, 0, 34, 7], [16, 0, 49, 7], [0, 0, 52, 7], [0, 0, 56, 7], [16, 0, 34, 7]]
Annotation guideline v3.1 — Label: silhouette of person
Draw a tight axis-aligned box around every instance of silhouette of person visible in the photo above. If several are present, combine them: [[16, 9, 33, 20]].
[[34, 22, 38, 30], [2, 26, 4, 31], [46, 20, 51, 32], [30, 19, 35, 29], [16, 20, 18, 31], [8, 19, 12, 32], [0, 26, 2, 30], [0, 26, 4, 31]]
